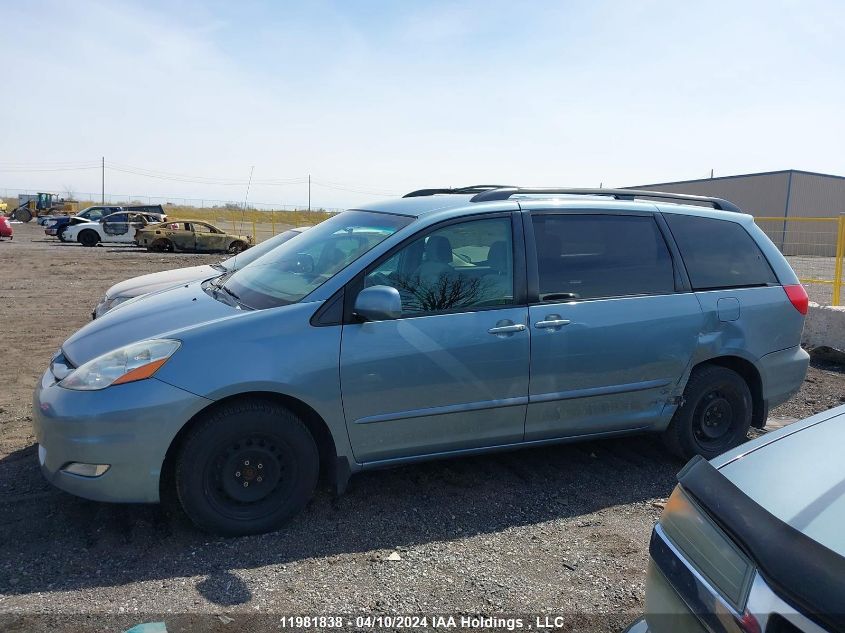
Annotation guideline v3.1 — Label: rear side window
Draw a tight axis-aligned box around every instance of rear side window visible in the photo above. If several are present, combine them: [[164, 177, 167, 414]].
[[664, 214, 777, 290], [532, 214, 675, 301]]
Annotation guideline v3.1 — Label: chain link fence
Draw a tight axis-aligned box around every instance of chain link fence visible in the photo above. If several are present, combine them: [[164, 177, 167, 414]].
[[755, 215, 845, 306], [1, 187, 342, 244], [0, 187, 343, 214]]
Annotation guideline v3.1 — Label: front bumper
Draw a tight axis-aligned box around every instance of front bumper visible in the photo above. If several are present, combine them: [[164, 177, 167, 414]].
[[33, 369, 213, 503]]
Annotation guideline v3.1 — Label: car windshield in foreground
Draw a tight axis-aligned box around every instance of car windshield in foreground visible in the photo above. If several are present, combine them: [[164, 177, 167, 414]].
[[219, 228, 305, 272], [223, 210, 412, 309]]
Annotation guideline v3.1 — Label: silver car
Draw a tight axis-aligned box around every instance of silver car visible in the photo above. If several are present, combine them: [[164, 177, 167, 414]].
[[626, 404, 845, 633], [92, 226, 310, 318]]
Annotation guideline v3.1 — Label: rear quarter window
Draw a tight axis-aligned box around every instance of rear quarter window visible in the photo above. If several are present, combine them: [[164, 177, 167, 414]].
[[664, 214, 777, 290]]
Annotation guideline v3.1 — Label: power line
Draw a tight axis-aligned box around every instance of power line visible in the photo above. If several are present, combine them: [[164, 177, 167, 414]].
[[0, 165, 100, 172], [0, 159, 400, 197]]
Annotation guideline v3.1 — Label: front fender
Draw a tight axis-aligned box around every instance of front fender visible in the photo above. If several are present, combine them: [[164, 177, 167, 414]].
[[153, 301, 354, 464]]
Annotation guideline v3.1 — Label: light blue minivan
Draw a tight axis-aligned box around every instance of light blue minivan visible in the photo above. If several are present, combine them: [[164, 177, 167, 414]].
[[33, 187, 810, 535]]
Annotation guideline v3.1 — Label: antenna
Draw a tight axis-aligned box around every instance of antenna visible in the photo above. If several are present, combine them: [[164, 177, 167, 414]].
[[241, 166, 255, 233]]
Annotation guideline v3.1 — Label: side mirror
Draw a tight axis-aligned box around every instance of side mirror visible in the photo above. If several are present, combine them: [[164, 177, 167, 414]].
[[354, 285, 402, 321]]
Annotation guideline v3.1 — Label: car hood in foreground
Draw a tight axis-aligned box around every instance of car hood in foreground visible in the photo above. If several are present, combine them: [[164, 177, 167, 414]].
[[62, 281, 240, 366], [105, 264, 221, 300], [715, 405, 845, 556]]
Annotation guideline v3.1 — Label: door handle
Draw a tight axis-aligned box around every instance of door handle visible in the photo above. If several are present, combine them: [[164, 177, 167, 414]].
[[534, 318, 571, 329], [488, 323, 526, 335]]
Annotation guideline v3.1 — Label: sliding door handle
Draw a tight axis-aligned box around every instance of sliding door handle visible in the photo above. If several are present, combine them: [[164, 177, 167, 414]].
[[534, 318, 571, 329]]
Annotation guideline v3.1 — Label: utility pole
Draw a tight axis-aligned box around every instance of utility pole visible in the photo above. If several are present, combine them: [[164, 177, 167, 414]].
[[308, 174, 311, 212], [101, 156, 105, 203], [710, 168, 714, 179]]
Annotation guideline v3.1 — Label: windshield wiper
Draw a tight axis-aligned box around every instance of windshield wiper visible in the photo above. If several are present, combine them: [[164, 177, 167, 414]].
[[219, 284, 253, 310]]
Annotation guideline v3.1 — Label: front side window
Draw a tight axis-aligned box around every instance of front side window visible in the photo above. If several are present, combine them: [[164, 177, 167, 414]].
[[664, 214, 777, 290], [83, 207, 107, 221], [224, 210, 412, 309], [363, 217, 515, 316], [532, 214, 675, 301]]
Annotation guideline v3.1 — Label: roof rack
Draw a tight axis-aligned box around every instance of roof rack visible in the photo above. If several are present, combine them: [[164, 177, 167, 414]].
[[468, 187, 742, 212], [403, 184, 515, 198]]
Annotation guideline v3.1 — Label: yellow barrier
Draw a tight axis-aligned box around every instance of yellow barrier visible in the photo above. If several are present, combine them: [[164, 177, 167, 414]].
[[755, 215, 845, 306]]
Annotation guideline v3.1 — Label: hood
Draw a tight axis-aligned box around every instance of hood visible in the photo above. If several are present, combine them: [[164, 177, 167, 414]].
[[63, 281, 240, 365], [67, 221, 97, 232], [718, 406, 845, 556], [105, 264, 221, 300]]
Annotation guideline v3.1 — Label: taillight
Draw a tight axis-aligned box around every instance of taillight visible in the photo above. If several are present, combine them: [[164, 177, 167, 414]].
[[783, 284, 809, 315]]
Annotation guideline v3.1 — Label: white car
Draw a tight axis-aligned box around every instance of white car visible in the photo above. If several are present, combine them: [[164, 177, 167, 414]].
[[64, 211, 159, 247]]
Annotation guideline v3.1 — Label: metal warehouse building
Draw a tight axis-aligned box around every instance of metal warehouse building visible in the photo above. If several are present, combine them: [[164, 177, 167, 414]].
[[630, 169, 845, 256]]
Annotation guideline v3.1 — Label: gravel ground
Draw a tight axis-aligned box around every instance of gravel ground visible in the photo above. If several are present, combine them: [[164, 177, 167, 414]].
[[1, 221, 843, 633]]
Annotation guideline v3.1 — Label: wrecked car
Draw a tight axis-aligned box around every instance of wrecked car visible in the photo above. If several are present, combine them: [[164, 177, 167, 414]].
[[135, 220, 253, 253]]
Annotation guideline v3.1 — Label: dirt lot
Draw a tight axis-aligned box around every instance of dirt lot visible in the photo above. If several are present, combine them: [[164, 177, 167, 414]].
[[1, 221, 843, 632]]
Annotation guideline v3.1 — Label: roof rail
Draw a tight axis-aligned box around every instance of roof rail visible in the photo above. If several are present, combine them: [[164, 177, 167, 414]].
[[403, 184, 515, 198], [468, 187, 742, 212]]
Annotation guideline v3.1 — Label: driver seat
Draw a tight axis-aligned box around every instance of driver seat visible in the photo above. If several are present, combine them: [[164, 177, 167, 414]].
[[415, 235, 453, 284]]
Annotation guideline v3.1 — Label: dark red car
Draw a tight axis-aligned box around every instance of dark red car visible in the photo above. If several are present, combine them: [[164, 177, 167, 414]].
[[0, 216, 12, 240]]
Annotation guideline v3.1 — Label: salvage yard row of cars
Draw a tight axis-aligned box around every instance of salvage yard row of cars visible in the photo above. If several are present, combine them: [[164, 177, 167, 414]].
[[30, 186, 844, 631], [32, 203, 255, 253]]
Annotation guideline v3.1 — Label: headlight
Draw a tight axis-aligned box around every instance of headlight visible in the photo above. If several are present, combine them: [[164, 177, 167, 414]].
[[59, 339, 180, 391], [659, 486, 755, 610]]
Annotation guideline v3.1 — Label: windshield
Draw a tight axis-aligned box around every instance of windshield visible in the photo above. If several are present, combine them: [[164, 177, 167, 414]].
[[220, 227, 306, 271], [223, 210, 412, 309]]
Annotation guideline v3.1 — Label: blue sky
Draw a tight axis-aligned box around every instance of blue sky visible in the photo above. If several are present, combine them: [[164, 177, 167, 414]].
[[1, 0, 843, 208]]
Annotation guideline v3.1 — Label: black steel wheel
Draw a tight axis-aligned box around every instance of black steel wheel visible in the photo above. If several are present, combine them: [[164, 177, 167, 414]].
[[663, 365, 752, 460], [175, 399, 319, 536]]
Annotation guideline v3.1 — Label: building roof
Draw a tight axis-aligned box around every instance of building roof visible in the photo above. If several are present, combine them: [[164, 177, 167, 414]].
[[632, 169, 845, 189]]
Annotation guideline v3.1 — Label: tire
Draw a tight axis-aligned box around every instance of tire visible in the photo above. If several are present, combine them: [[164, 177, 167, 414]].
[[175, 399, 319, 536], [228, 240, 247, 254], [663, 365, 752, 461], [57, 226, 69, 242], [148, 238, 173, 252], [14, 208, 32, 222], [78, 230, 100, 247]]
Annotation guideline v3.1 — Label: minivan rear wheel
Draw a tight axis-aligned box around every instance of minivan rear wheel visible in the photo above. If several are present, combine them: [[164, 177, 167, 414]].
[[663, 365, 752, 461], [175, 399, 319, 536]]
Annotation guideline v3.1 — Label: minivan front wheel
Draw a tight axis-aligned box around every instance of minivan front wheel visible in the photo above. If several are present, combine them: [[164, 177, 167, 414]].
[[663, 365, 752, 460], [175, 399, 319, 536]]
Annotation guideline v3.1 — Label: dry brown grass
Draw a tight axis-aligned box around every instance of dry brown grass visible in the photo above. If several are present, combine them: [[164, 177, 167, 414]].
[[166, 206, 335, 228]]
